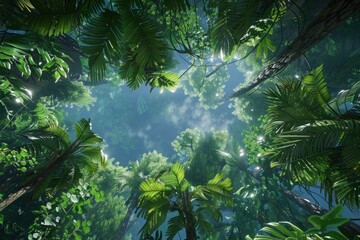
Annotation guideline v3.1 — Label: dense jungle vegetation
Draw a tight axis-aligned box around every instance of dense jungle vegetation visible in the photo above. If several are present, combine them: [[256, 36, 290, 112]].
[[0, 0, 360, 239]]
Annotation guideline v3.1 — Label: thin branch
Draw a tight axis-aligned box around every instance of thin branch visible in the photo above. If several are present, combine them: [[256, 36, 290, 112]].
[[206, 6, 281, 78]]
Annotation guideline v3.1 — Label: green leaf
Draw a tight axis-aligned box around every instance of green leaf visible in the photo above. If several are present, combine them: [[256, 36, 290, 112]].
[[308, 216, 323, 230], [160, 162, 185, 187], [140, 178, 166, 199], [80, 10, 123, 82], [42, 216, 54, 226], [73, 232, 82, 240], [326, 229, 348, 240], [53, 71, 61, 82], [301, 65, 331, 104], [70, 194, 79, 203]]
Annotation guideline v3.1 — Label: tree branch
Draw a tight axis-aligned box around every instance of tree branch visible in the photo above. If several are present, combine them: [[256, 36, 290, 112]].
[[230, 0, 360, 98]]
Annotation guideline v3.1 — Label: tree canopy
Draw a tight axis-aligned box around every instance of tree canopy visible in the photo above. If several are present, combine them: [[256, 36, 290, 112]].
[[1, 1, 360, 239]]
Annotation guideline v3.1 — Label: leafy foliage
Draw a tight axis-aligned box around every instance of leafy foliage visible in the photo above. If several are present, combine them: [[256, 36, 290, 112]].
[[80, 10, 123, 82], [1, 118, 106, 208], [186, 130, 228, 185], [0, 143, 37, 175], [264, 67, 360, 207], [137, 162, 233, 239], [211, 0, 279, 57], [247, 205, 349, 240], [0, 77, 31, 118], [181, 65, 229, 109], [0, 34, 70, 82], [25, 0, 105, 36], [27, 179, 105, 239], [119, 3, 177, 90]]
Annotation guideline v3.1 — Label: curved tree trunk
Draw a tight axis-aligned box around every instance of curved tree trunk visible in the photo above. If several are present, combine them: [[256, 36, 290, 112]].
[[230, 0, 360, 98]]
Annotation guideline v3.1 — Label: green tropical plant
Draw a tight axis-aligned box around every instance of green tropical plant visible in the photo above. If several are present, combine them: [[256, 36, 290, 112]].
[[0, 118, 106, 212], [246, 205, 349, 240], [27, 178, 105, 240], [211, 0, 280, 57], [181, 65, 229, 109], [186, 131, 228, 185], [137, 162, 233, 240], [115, 151, 169, 239], [264, 65, 360, 207], [25, 0, 104, 37]]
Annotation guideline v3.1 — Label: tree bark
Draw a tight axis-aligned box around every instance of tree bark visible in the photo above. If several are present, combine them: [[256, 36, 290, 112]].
[[230, 0, 360, 98], [114, 194, 138, 240], [183, 189, 197, 240], [281, 189, 360, 238], [245, 168, 360, 238], [0, 186, 30, 212], [0, 150, 63, 212]]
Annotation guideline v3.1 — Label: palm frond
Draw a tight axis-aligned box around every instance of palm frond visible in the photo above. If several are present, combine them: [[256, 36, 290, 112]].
[[119, 7, 174, 89], [138, 195, 170, 237], [211, 0, 274, 57], [265, 79, 328, 133], [139, 178, 167, 200], [15, 0, 34, 12], [163, 0, 189, 12], [195, 203, 222, 222], [21, 130, 64, 155], [80, 10, 123, 82], [200, 174, 234, 206], [255, 221, 306, 239], [74, 118, 103, 145], [301, 64, 331, 105], [329, 81, 360, 116], [332, 143, 360, 207], [266, 77, 360, 206], [46, 123, 71, 147], [33, 102, 58, 127], [160, 162, 185, 188], [196, 212, 212, 235], [123, 12, 168, 69], [211, 7, 237, 57], [274, 120, 359, 161], [147, 71, 179, 91], [166, 215, 186, 240], [26, 0, 105, 36]]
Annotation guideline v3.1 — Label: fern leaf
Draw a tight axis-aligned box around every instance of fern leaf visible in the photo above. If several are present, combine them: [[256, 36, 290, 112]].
[[302, 65, 331, 104], [80, 10, 123, 82], [160, 162, 185, 188], [139, 178, 167, 199], [166, 215, 186, 240]]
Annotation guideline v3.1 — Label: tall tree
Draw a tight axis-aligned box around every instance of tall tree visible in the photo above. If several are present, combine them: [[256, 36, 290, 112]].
[[231, 0, 360, 98], [137, 162, 233, 240], [0, 119, 106, 212], [115, 151, 169, 239], [264, 65, 360, 208]]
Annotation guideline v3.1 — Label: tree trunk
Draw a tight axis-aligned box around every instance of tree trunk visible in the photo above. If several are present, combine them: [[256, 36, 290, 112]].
[[114, 195, 138, 240], [185, 224, 197, 240], [183, 189, 197, 240], [230, 0, 360, 98], [0, 186, 30, 212], [245, 168, 360, 238], [282, 189, 360, 238], [0, 151, 63, 212]]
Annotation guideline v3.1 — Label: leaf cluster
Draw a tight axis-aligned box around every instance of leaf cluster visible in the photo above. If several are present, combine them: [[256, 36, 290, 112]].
[[265, 65, 360, 207]]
